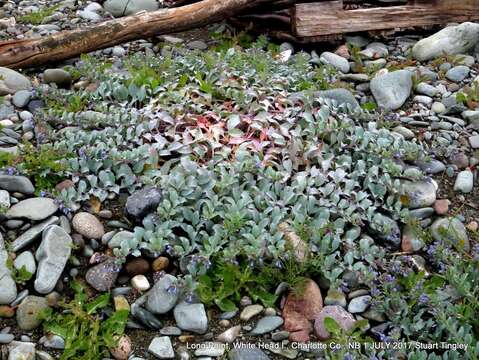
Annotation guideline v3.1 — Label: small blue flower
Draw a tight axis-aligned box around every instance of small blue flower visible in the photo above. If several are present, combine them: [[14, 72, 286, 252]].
[[257, 257, 264, 266], [5, 167, 18, 176], [384, 274, 395, 283], [37, 133, 47, 144], [427, 241, 439, 256], [391, 263, 401, 274], [165, 244, 174, 255], [379, 333, 390, 343], [166, 284, 177, 294], [184, 293, 195, 304], [78, 148, 87, 158], [418, 294, 429, 304]]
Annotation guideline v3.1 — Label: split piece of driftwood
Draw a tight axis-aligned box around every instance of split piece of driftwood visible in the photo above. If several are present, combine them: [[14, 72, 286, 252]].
[[293, 0, 479, 41]]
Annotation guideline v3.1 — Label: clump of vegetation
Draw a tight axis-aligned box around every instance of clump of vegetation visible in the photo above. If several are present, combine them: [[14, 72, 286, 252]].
[[456, 82, 479, 109], [41, 282, 129, 360], [19, 5, 60, 25], [370, 226, 479, 359], [46, 93, 89, 114], [411, 70, 430, 91], [0, 151, 15, 168], [347, 44, 364, 72], [197, 258, 277, 311], [321, 317, 371, 360], [5, 257, 33, 285], [430, 53, 466, 69], [259, 251, 327, 296], [0, 142, 69, 194], [8, 142, 70, 194]]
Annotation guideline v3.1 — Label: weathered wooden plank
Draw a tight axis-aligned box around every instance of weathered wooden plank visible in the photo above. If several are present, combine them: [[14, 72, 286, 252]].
[[294, 0, 479, 38]]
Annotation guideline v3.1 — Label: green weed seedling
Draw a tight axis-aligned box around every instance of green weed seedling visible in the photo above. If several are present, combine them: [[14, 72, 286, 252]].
[[19, 5, 60, 25], [41, 281, 130, 360]]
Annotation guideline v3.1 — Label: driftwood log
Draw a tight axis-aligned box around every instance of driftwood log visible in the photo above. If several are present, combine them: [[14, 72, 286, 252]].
[[293, 0, 479, 40], [0, 0, 285, 69]]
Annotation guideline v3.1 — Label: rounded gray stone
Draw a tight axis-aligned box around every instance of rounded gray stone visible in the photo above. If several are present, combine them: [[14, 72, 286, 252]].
[[16, 295, 49, 330], [316, 88, 360, 110], [174, 301, 208, 334], [0, 334, 14, 344], [148, 336, 175, 359], [412, 22, 479, 61], [249, 316, 284, 335], [146, 274, 179, 314], [12, 90, 32, 108], [431, 217, 470, 252], [77, 10, 102, 21], [40, 334, 65, 349], [360, 42, 388, 59], [43, 69, 72, 88], [348, 295, 372, 313], [229, 348, 270, 360], [85, 257, 121, 291], [415, 83, 438, 97], [314, 305, 356, 340], [13, 251, 36, 275], [0, 250, 17, 304], [0, 175, 34, 194], [454, 170, 474, 193], [0, 67, 31, 95], [368, 213, 401, 248], [370, 70, 412, 111], [125, 186, 162, 219], [400, 180, 437, 209], [6, 198, 58, 221], [445, 65, 470, 82], [104, 0, 159, 17], [34, 225, 72, 294], [108, 230, 133, 248], [72, 212, 104, 239], [319, 51, 350, 73], [187, 40, 208, 50]]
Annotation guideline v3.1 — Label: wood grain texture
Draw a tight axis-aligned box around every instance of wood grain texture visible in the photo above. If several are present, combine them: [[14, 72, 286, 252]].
[[294, 0, 479, 37]]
